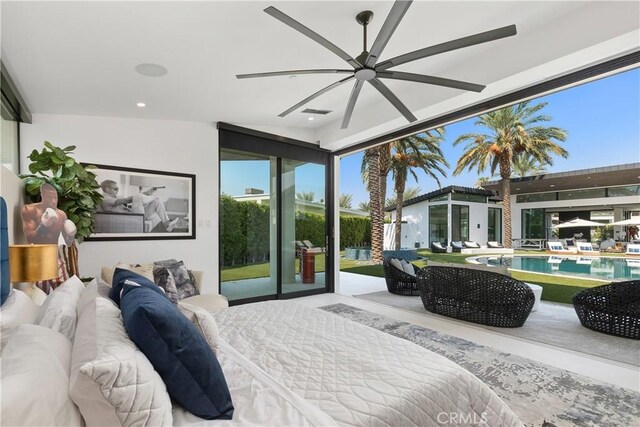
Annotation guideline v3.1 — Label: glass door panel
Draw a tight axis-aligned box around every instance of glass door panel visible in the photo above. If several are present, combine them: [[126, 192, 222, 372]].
[[282, 160, 326, 293], [220, 148, 277, 301]]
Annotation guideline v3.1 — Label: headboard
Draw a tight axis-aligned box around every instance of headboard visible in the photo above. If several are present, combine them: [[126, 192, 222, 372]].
[[1, 197, 10, 305]]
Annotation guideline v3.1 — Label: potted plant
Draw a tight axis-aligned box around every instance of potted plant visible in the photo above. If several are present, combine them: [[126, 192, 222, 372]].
[[20, 141, 103, 277]]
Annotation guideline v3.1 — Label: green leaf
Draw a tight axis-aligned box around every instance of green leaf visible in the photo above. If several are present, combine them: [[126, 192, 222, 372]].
[[62, 145, 76, 152], [65, 158, 75, 167]]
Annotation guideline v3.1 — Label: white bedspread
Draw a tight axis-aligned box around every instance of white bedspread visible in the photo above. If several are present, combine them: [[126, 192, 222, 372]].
[[173, 301, 522, 426]]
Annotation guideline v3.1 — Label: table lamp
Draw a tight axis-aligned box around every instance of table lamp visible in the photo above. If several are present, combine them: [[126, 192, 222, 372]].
[[9, 244, 58, 300]]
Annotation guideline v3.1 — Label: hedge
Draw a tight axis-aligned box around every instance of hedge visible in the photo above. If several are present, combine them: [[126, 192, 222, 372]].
[[220, 197, 371, 266]]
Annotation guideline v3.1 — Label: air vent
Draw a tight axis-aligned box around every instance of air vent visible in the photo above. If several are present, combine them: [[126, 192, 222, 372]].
[[302, 109, 332, 115]]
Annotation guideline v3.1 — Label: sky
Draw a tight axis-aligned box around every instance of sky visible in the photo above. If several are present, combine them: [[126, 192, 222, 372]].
[[340, 68, 640, 207], [221, 68, 639, 206]]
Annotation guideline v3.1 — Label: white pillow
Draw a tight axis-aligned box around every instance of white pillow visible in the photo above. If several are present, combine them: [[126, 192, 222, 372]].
[[178, 301, 220, 354], [70, 289, 173, 426], [402, 262, 416, 277], [0, 289, 39, 351], [389, 258, 404, 272], [1, 324, 83, 426], [35, 275, 85, 341]]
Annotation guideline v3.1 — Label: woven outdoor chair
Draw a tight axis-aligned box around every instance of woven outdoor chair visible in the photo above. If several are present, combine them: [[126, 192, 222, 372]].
[[572, 280, 640, 339], [382, 258, 421, 296], [416, 266, 535, 327], [431, 242, 447, 253]]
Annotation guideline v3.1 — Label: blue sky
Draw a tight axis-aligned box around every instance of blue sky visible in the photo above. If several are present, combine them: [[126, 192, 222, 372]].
[[340, 68, 640, 207]]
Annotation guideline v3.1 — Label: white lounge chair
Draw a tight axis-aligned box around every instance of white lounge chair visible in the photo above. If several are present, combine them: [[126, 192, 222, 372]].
[[547, 241, 573, 254], [626, 244, 640, 256], [577, 242, 599, 254]]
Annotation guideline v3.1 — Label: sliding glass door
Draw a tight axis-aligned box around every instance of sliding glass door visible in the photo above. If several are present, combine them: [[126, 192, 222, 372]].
[[219, 126, 332, 304]]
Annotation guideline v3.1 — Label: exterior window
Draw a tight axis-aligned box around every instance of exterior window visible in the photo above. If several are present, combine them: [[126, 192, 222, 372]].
[[522, 208, 545, 239], [607, 185, 640, 197], [557, 188, 606, 200], [516, 192, 556, 203], [451, 193, 486, 203], [429, 205, 448, 244], [451, 205, 469, 242], [429, 194, 448, 202], [488, 207, 502, 243]]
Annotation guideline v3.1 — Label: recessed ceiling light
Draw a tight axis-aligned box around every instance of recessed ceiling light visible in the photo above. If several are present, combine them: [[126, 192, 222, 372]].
[[549, 184, 555, 187], [308, 117, 314, 121], [515, 188, 520, 190], [136, 102, 146, 108], [135, 63, 168, 77], [586, 176, 591, 179]]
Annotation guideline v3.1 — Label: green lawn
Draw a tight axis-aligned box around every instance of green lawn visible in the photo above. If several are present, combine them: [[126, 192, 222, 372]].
[[223, 249, 608, 304]]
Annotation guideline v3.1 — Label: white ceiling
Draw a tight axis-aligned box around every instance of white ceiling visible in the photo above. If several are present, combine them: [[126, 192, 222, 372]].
[[2, 1, 639, 152]]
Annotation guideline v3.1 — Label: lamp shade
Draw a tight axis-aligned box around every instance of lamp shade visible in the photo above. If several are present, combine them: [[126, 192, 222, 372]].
[[9, 244, 58, 282]]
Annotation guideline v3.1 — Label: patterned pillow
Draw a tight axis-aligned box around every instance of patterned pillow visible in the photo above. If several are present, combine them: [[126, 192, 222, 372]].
[[153, 260, 199, 300], [152, 266, 180, 304]]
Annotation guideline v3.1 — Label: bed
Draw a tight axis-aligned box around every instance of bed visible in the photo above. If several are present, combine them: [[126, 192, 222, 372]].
[[1, 275, 522, 427]]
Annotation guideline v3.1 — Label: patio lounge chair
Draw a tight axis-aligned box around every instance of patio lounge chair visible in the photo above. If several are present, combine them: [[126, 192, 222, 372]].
[[577, 242, 599, 254], [431, 241, 447, 253], [416, 266, 535, 327], [464, 241, 481, 248], [450, 241, 464, 252], [573, 280, 640, 339], [487, 241, 504, 248], [626, 244, 640, 256], [383, 257, 421, 296], [547, 241, 573, 254]]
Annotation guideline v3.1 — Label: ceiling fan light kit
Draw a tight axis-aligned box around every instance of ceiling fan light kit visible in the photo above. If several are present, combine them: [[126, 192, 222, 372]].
[[237, 0, 517, 129]]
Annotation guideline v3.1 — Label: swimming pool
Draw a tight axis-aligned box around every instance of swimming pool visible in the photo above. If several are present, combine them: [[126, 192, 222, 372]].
[[476, 255, 640, 281]]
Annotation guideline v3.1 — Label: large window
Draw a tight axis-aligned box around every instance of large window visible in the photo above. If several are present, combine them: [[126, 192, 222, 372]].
[[558, 188, 606, 200], [516, 192, 556, 203], [1, 61, 32, 174], [429, 205, 448, 244], [488, 207, 502, 242], [608, 185, 640, 197], [451, 205, 469, 242], [451, 193, 486, 203], [522, 208, 545, 239]]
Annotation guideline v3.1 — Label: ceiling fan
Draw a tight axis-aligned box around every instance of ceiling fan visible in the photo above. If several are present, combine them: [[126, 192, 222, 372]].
[[237, 0, 517, 129]]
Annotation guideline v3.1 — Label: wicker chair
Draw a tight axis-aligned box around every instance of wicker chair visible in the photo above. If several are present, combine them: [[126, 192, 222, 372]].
[[431, 242, 447, 253], [416, 266, 535, 327], [572, 281, 640, 339], [382, 258, 421, 296]]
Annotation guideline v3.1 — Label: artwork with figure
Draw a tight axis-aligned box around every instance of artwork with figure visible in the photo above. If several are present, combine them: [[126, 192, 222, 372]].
[[84, 164, 195, 240], [21, 183, 77, 292]]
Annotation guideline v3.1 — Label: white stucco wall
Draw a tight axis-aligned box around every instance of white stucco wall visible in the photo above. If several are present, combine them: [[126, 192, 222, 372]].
[[19, 114, 221, 294]]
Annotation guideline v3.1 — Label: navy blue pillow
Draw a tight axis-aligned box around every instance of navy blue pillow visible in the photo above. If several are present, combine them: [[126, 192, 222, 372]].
[[120, 282, 234, 420], [109, 268, 166, 307]]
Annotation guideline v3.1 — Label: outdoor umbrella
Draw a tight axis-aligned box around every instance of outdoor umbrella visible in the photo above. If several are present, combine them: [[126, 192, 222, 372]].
[[552, 217, 604, 228], [609, 217, 640, 226]]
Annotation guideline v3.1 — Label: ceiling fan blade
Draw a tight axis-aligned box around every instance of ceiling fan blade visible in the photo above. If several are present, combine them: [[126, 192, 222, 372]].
[[265, 6, 362, 68], [279, 76, 355, 117], [364, 0, 412, 68], [368, 78, 417, 123], [376, 24, 517, 70], [341, 80, 365, 129], [237, 69, 353, 79], [377, 70, 485, 92]]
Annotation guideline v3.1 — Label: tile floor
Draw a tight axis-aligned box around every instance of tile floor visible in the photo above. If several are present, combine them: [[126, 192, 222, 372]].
[[296, 272, 640, 392]]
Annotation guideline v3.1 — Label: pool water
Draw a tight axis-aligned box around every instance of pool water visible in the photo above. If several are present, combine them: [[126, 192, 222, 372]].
[[478, 256, 640, 281]]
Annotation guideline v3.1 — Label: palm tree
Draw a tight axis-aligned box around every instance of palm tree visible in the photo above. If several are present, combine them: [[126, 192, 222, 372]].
[[295, 191, 315, 202], [358, 201, 370, 212], [339, 193, 353, 209], [454, 101, 568, 248], [390, 130, 448, 250], [385, 187, 422, 209], [511, 153, 548, 177], [361, 144, 392, 217], [363, 147, 384, 262]]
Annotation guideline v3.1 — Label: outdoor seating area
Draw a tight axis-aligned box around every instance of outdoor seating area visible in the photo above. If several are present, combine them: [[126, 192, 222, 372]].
[[430, 241, 447, 253], [416, 265, 535, 328], [573, 280, 640, 339], [547, 241, 575, 254]]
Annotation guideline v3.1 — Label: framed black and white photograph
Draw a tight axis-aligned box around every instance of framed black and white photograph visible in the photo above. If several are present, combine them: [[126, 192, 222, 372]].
[[83, 163, 195, 241]]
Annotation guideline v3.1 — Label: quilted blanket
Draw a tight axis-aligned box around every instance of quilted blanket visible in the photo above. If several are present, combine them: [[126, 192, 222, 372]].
[[173, 301, 522, 426]]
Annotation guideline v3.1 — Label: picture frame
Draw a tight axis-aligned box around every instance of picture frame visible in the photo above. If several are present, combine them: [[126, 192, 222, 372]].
[[83, 163, 195, 241]]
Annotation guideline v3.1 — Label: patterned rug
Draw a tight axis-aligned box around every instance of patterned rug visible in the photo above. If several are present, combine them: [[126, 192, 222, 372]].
[[320, 303, 640, 427]]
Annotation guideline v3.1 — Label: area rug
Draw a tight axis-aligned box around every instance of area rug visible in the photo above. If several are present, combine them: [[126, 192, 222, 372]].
[[320, 303, 640, 427], [354, 291, 640, 366]]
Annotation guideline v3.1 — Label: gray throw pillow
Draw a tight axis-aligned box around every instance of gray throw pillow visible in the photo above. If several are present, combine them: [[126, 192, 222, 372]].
[[154, 260, 199, 300], [152, 266, 180, 304]]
